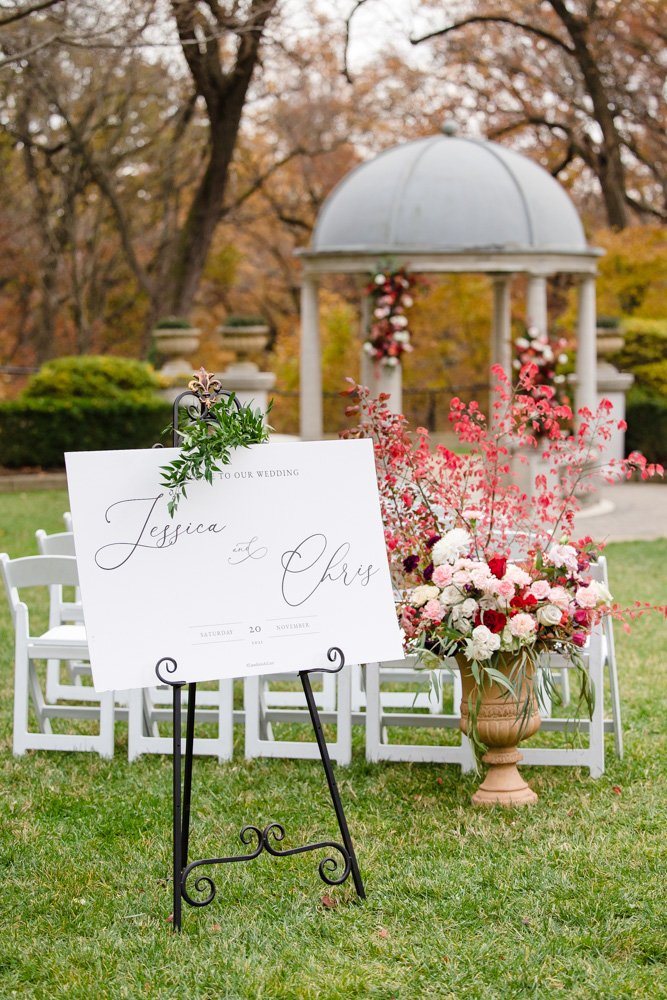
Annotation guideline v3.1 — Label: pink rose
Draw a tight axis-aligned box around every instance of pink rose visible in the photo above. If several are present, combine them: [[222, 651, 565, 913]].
[[572, 632, 587, 647]]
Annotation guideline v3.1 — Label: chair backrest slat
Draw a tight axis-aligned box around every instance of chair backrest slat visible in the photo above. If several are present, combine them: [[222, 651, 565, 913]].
[[36, 529, 76, 557], [1, 554, 79, 590]]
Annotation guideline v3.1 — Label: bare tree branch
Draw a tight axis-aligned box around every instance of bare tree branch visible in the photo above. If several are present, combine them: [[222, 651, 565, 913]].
[[410, 14, 574, 55], [0, 0, 63, 28], [342, 0, 370, 84]]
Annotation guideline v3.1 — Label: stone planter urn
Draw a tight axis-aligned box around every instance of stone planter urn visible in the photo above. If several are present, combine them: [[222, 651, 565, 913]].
[[152, 322, 202, 380], [458, 654, 541, 807], [216, 318, 275, 416], [217, 321, 271, 357]]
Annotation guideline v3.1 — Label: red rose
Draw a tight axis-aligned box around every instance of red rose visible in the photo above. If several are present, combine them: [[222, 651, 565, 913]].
[[488, 556, 507, 579], [479, 609, 507, 634], [511, 591, 537, 610]]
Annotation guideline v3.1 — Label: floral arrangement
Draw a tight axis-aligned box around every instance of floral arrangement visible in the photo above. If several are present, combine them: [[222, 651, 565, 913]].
[[363, 265, 420, 367], [514, 325, 571, 434], [343, 364, 664, 759]]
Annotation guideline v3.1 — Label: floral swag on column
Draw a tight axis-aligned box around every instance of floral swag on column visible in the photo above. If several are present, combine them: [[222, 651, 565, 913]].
[[363, 264, 421, 367]]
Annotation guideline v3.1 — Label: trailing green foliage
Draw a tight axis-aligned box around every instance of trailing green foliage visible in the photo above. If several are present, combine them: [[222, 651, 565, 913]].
[[0, 398, 172, 468], [23, 355, 162, 401], [160, 394, 271, 516]]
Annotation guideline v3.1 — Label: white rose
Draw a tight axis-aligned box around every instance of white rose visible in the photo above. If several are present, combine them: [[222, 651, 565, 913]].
[[536, 604, 563, 626], [451, 597, 478, 629], [464, 624, 501, 662], [439, 584, 466, 607], [410, 585, 440, 608]]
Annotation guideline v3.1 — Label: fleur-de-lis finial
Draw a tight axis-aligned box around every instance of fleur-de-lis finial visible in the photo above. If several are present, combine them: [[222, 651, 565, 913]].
[[188, 367, 222, 408]]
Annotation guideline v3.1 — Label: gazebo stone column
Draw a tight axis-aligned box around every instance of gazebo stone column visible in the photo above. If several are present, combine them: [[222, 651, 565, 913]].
[[575, 274, 598, 415], [491, 275, 513, 378], [526, 274, 548, 333], [300, 273, 322, 440]]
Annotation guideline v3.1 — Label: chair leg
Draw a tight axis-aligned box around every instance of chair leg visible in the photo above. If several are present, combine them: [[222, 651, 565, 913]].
[[588, 629, 605, 778], [364, 663, 382, 763], [13, 619, 31, 755], [605, 616, 623, 759], [99, 691, 115, 759], [335, 664, 352, 767]]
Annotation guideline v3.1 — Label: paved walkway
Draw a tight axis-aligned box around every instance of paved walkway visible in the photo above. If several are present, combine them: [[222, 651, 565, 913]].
[[0, 472, 665, 543], [574, 482, 667, 543]]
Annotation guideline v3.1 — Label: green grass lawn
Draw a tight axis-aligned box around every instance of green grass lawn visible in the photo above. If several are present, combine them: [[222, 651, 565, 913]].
[[0, 490, 666, 999]]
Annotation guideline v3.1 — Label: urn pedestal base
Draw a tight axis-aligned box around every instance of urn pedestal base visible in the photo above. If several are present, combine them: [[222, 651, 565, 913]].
[[471, 748, 538, 807], [458, 656, 541, 808]]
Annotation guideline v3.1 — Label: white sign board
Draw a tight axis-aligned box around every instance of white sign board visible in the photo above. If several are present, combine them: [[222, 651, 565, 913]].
[[65, 440, 404, 692]]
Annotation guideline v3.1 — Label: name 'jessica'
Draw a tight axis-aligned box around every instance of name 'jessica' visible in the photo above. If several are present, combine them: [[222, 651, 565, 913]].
[[94, 495, 225, 570]]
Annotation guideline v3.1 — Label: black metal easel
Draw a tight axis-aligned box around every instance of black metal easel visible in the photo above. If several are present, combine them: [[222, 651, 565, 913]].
[[157, 371, 365, 931]]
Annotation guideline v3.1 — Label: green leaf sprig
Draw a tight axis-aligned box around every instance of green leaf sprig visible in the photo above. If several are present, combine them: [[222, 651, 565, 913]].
[[160, 393, 271, 517]]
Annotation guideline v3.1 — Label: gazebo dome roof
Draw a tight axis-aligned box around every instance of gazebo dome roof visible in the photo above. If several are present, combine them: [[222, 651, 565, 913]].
[[311, 132, 587, 256]]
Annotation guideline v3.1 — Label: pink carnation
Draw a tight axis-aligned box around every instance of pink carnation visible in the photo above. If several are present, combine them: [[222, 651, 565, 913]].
[[508, 613, 537, 638], [530, 580, 551, 600], [548, 586, 571, 610], [422, 599, 445, 623], [496, 579, 516, 601], [505, 564, 532, 587], [432, 564, 453, 587], [575, 585, 598, 609]]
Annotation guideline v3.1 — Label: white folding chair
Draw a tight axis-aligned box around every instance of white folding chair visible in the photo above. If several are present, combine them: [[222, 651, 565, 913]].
[[35, 528, 90, 702], [364, 657, 476, 772], [127, 681, 235, 762], [350, 661, 444, 713], [244, 666, 353, 765], [1, 553, 114, 757], [526, 556, 622, 775]]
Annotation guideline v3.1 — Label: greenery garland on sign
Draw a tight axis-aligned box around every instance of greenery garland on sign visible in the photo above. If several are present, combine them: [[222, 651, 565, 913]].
[[363, 264, 420, 367], [160, 371, 271, 517]]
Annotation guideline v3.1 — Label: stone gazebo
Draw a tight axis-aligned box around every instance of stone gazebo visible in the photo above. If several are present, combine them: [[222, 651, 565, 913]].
[[297, 126, 602, 439]]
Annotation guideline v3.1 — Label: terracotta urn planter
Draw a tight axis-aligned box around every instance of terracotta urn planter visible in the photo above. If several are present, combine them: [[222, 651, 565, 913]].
[[458, 655, 541, 807]]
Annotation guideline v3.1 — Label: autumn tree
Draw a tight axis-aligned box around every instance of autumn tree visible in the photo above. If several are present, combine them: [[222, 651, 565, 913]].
[[408, 0, 666, 229]]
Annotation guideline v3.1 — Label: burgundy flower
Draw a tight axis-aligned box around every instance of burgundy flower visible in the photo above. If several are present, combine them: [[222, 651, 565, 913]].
[[488, 556, 507, 579], [479, 609, 507, 634], [426, 534, 442, 549], [423, 562, 434, 581], [403, 554, 419, 573]]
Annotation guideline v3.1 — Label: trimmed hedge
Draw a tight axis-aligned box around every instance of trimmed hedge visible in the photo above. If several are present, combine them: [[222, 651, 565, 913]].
[[24, 356, 163, 402], [0, 398, 172, 468], [625, 389, 667, 466]]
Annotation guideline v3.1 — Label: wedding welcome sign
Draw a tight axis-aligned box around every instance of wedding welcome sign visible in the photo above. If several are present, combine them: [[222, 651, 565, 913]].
[[65, 439, 404, 692]]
